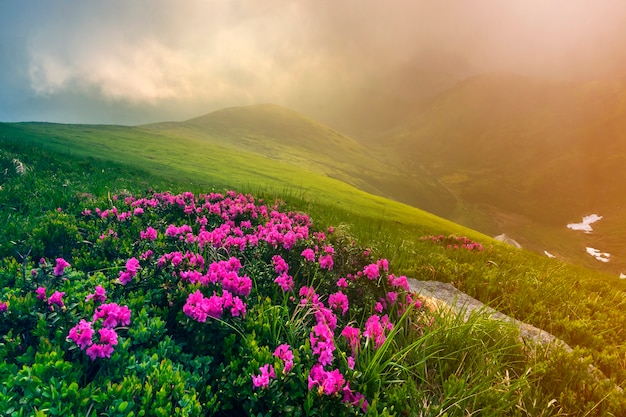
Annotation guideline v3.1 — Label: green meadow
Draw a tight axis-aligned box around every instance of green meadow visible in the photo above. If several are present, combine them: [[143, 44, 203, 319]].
[[1, 121, 625, 416]]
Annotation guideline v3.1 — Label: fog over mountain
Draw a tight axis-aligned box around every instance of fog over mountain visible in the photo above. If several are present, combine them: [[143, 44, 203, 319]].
[[2, 0, 626, 125]]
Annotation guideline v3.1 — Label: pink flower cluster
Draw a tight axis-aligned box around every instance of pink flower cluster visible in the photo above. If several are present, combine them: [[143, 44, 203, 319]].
[[183, 289, 246, 321], [118, 257, 140, 285], [81, 190, 424, 412], [35, 287, 66, 310], [251, 364, 276, 389], [422, 234, 485, 251], [53, 258, 70, 276], [85, 285, 106, 303], [67, 300, 131, 360], [251, 343, 294, 390], [363, 314, 393, 349]]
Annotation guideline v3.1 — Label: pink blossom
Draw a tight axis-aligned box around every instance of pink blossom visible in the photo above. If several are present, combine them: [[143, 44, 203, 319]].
[[301, 248, 315, 262], [377, 258, 389, 272], [251, 364, 276, 389], [97, 328, 118, 346], [85, 285, 106, 303], [271, 255, 289, 274], [93, 303, 131, 328], [274, 344, 294, 373], [35, 287, 47, 301], [318, 254, 334, 270], [336, 277, 348, 288], [118, 257, 140, 285], [67, 319, 94, 350], [308, 365, 346, 396], [86, 343, 115, 360], [140, 227, 157, 240], [274, 273, 294, 292], [341, 326, 361, 354], [347, 356, 355, 370], [310, 322, 335, 366], [388, 274, 410, 292], [299, 286, 319, 305], [48, 291, 65, 308], [53, 258, 70, 276], [364, 314, 393, 349], [342, 383, 369, 413], [363, 263, 380, 280], [328, 291, 349, 316], [0, 302, 7, 313]]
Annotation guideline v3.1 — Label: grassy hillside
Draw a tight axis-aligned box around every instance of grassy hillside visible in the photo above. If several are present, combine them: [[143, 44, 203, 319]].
[[142, 103, 457, 217], [1, 122, 626, 415]]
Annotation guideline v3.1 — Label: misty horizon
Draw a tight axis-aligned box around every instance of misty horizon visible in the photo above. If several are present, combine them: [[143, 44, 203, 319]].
[[2, 0, 626, 125]]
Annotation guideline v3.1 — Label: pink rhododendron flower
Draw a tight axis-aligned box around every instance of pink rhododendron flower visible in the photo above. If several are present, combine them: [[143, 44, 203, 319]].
[[363, 263, 380, 280], [274, 273, 294, 292], [386, 291, 398, 305], [301, 248, 315, 262], [35, 287, 47, 301], [318, 254, 334, 270], [140, 226, 157, 240], [271, 255, 289, 274], [336, 277, 348, 288], [299, 286, 319, 305], [53, 258, 70, 276], [310, 322, 335, 366], [364, 314, 392, 349], [97, 328, 118, 346], [341, 326, 361, 354], [48, 291, 65, 308], [342, 383, 369, 413], [274, 344, 294, 373], [93, 303, 131, 328], [67, 319, 94, 350], [0, 301, 8, 313], [86, 343, 115, 360], [251, 364, 276, 389], [377, 258, 389, 272], [388, 274, 410, 291], [308, 365, 346, 396], [328, 291, 349, 316], [118, 257, 140, 285], [85, 285, 107, 303]]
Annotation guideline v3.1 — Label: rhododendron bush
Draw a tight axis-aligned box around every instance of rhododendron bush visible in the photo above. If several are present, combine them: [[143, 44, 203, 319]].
[[0, 189, 427, 416]]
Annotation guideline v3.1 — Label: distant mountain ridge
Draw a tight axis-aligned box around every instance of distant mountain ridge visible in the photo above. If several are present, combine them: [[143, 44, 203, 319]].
[[369, 73, 626, 274], [143, 103, 458, 216]]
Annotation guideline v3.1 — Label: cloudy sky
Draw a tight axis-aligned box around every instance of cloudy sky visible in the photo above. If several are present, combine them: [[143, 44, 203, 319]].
[[2, 0, 626, 124]]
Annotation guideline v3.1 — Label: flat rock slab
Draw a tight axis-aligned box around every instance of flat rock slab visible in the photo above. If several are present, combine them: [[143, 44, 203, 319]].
[[407, 278, 571, 351]]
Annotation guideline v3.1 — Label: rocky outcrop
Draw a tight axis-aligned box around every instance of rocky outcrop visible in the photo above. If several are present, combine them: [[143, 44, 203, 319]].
[[407, 278, 623, 393], [407, 278, 569, 350]]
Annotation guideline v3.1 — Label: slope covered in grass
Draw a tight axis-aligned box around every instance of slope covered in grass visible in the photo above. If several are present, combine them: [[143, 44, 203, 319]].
[[142, 103, 457, 217], [1, 126, 626, 415]]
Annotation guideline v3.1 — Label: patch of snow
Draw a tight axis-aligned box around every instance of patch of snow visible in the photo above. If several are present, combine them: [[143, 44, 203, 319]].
[[586, 247, 611, 263], [544, 251, 556, 258], [567, 214, 603, 233], [620, 273, 626, 280], [494, 233, 522, 249]]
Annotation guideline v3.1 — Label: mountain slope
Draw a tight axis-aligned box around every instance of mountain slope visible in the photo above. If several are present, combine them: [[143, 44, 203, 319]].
[[142, 103, 457, 216], [375, 74, 626, 274]]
